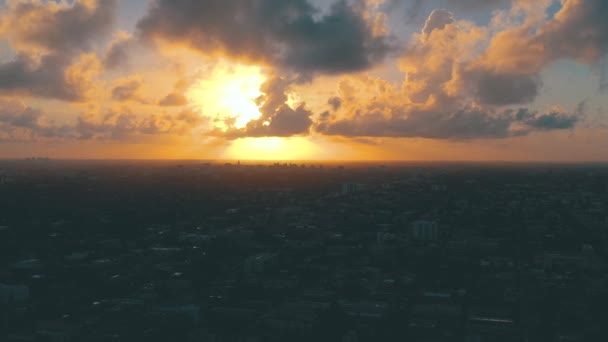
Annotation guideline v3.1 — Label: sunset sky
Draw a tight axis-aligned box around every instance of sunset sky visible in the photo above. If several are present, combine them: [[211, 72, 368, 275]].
[[0, 0, 607, 161]]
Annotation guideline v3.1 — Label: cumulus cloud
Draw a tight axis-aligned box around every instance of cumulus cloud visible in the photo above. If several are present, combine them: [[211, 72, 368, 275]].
[[473, 71, 541, 106], [422, 8, 454, 37], [310, 0, 595, 142], [396, 0, 608, 110], [0, 98, 203, 143], [75, 109, 201, 141], [467, 0, 608, 101], [526, 112, 579, 131], [0, 99, 43, 130], [137, 0, 396, 75], [317, 107, 512, 139], [314, 65, 579, 140], [103, 31, 136, 70], [0, 0, 603, 144], [538, 0, 608, 63], [445, 0, 511, 10], [134, 0, 606, 139], [478, 0, 608, 78], [316, 104, 579, 139], [328, 97, 343, 111], [400, 10, 487, 106], [220, 77, 313, 139], [404, 8, 546, 107], [0, 53, 103, 101], [0, 0, 116, 55], [600, 57, 608, 92], [159, 92, 188, 107], [0, 98, 71, 141], [110, 76, 149, 104], [0, 0, 115, 101]]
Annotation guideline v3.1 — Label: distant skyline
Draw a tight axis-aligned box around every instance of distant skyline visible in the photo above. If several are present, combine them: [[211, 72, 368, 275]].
[[0, 0, 607, 161]]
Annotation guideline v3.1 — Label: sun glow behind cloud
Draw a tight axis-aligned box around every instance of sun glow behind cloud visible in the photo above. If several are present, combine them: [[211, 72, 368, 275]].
[[226, 137, 321, 161], [187, 63, 266, 130], [1, 0, 606, 161], [186, 62, 319, 159]]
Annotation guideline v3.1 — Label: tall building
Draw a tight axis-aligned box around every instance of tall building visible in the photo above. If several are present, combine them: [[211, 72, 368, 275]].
[[411, 220, 439, 241], [341, 182, 365, 195]]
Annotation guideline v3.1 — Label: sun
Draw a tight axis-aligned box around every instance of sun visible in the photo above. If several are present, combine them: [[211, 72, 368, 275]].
[[187, 62, 318, 160], [187, 63, 266, 130], [226, 137, 320, 160]]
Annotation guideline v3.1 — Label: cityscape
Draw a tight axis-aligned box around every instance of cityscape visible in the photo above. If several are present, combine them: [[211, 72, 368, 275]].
[[1, 160, 607, 341], [1, 0, 608, 340]]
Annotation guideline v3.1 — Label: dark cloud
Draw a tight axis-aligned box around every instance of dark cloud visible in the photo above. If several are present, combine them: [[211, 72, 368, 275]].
[[0, 53, 101, 101], [74, 111, 199, 141], [601, 56, 608, 92], [1, 0, 116, 55], [0, 55, 67, 99], [0, 0, 116, 101], [314, 1, 596, 141], [521, 111, 579, 131], [538, 0, 608, 63], [0, 99, 43, 130], [103, 33, 135, 70], [484, 0, 608, 74], [159, 92, 188, 107], [75, 109, 202, 141], [422, 9, 454, 37], [111, 78, 145, 102], [316, 106, 579, 139], [404, 0, 608, 109], [402, 0, 509, 23], [0, 98, 72, 141], [110, 76, 155, 105], [400, 7, 539, 108], [328, 96, 343, 111], [220, 77, 313, 139], [316, 108, 513, 139], [238, 104, 313, 138], [137, 0, 396, 75], [0, 97, 202, 142], [466, 0, 608, 102], [473, 71, 541, 106], [444, 0, 511, 10]]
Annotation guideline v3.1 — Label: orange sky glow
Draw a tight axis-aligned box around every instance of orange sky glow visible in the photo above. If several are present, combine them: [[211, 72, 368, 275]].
[[0, 0, 607, 161]]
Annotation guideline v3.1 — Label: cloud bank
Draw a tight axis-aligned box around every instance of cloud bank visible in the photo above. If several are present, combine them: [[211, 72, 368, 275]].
[[0, 0, 116, 101], [137, 0, 396, 75], [0, 0, 606, 148]]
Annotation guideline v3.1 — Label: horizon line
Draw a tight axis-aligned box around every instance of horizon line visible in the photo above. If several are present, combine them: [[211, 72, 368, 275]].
[[1, 158, 608, 164]]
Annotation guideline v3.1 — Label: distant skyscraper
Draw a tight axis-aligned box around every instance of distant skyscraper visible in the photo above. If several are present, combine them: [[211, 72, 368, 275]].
[[341, 182, 365, 195], [411, 220, 439, 241]]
